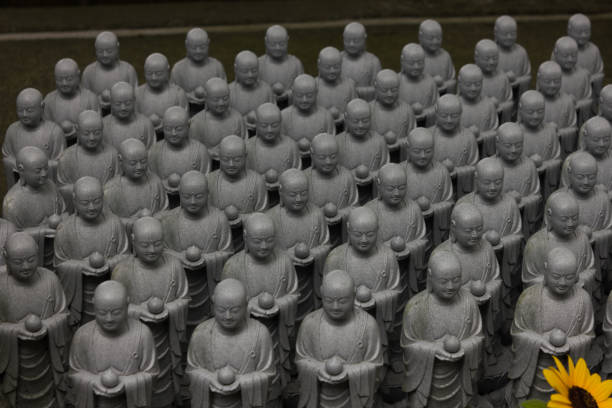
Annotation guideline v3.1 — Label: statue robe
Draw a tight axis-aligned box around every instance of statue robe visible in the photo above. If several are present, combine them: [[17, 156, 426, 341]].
[[577, 42, 604, 78], [258, 54, 304, 91], [336, 131, 389, 176], [207, 170, 268, 214], [296, 308, 384, 408], [189, 109, 246, 161], [482, 70, 514, 122], [305, 166, 358, 215], [398, 73, 438, 126], [170, 57, 226, 95], [43, 87, 100, 127], [561, 150, 612, 190], [543, 92, 578, 155], [0, 218, 17, 266], [246, 136, 301, 175], [148, 139, 211, 191], [267, 203, 331, 319], [54, 211, 129, 326], [602, 290, 612, 377], [341, 51, 381, 100], [112, 254, 190, 408], [0, 267, 70, 408], [423, 48, 456, 94], [104, 173, 168, 219], [508, 284, 594, 403], [401, 289, 483, 408], [404, 161, 454, 246], [159, 207, 233, 326], [431, 126, 479, 198], [315, 77, 356, 117], [81, 60, 138, 96], [68, 318, 158, 408], [460, 96, 499, 157], [281, 106, 335, 143], [135, 84, 188, 119], [221, 249, 299, 387], [187, 318, 276, 408], [369, 100, 415, 159], [102, 114, 156, 151], [521, 122, 562, 199], [560, 67, 593, 124], [498, 43, 531, 95], [228, 81, 275, 117]]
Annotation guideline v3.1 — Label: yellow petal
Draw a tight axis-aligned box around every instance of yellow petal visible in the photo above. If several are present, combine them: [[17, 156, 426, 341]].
[[547, 400, 572, 408], [553, 355, 570, 384], [549, 393, 571, 404], [573, 358, 590, 388], [592, 379, 612, 402], [598, 400, 612, 408], [567, 356, 576, 375], [544, 368, 569, 396]]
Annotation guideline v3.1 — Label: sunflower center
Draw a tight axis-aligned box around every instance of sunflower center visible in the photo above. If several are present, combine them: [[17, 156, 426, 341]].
[[569, 386, 599, 408]]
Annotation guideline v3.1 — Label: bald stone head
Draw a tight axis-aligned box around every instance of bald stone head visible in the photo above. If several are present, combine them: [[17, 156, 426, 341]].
[[119, 138, 148, 180], [292, 74, 317, 111], [213, 278, 248, 331], [163, 106, 189, 145], [374, 69, 400, 106], [599, 85, 612, 120], [458, 64, 483, 101], [496, 122, 524, 162], [377, 163, 407, 205], [5, 232, 39, 281], [545, 191, 579, 236], [310, 133, 339, 174], [544, 247, 578, 295], [582, 116, 611, 155], [16, 88, 43, 127], [73, 176, 104, 221], [343, 22, 367, 57], [537, 61, 562, 98], [475, 157, 504, 200], [436, 94, 462, 132], [144, 53, 170, 90], [110, 81, 135, 119], [204, 77, 230, 115], [346, 98, 371, 137], [347, 207, 378, 253], [55, 58, 81, 96], [568, 151, 598, 195], [219, 135, 247, 178], [474, 39, 499, 74], [450, 202, 483, 248], [553, 36, 578, 71], [132, 216, 164, 264], [428, 249, 462, 300], [407, 127, 435, 168], [234, 50, 259, 87], [17, 146, 48, 188], [321, 269, 355, 321], [401, 43, 425, 79], [256, 103, 282, 143], [179, 170, 208, 215], [279, 168, 309, 212], [318, 46, 342, 83], [494, 15, 518, 49], [185, 28, 210, 63], [94, 280, 128, 333], [419, 19, 443, 54], [568, 13, 591, 47], [77, 110, 103, 150], [244, 212, 276, 259], [519, 90, 545, 128], [94, 31, 119, 67], [265, 25, 289, 60]]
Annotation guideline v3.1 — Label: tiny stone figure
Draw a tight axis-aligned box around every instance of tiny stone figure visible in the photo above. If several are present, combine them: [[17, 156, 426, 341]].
[[229, 50, 275, 130], [495, 122, 542, 236], [494, 15, 532, 99], [0, 232, 69, 408], [537, 61, 578, 156], [403, 127, 454, 245], [103, 138, 168, 229], [296, 270, 384, 408], [419, 19, 457, 95], [54, 177, 129, 327], [401, 250, 483, 408], [44, 58, 100, 145], [600, 85, 612, 125], [259, 25, 304, 107], [369, 69, 415, 162], [316, 46, 357, 128], [81, 31, 138, 113], [112, 217, 190, 408], [148, 106, 210, 207], [507, 248, 594, 405], [189, 77, 247, 165], [159, 171, 233, 330], [267, 169, 331, 319], [57, 110, 119, 210], [458, 64, 499, 157], [341, 22, 381, 102], [2, 88, 65, 187], [431, 94, 479, 198], [221, 213, 298, 397], [398, 43, 438, 127], [186, 279, 276, 408], [552, 36, 593, 125], [171, 28, 226, 115], [0, 218, 17, 265], [518, 90, 562, 199], [474, 39, 513, 123], [102, 81, 156, 151], [136, 53, 188, 137], [68, 280, 159, 408]]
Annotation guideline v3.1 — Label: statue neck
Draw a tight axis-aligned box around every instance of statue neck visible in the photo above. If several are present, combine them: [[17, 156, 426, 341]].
[[98, 60, 119, 70], [381, 198, 405, 210], [189, 56, 209, 67], [115, 113, 136, 124], [248, 251, 275, 264], [21, 120, 42, 131], [207, 109, 229, 119], [136, 254, 163, 269], [295, 105, 315, 115], [222, 169, 247, 181], [548, 228, 575, 242], [258, 136, 280, 146], [542, 92, 559, 101], [267, 53, 288, 63], [314, 166, 339, 178], [77, 213, 104, 226], [461, 95, 480, 105], [348, 131, 371, 141], [323, 309, 355, 326], [477, 192, 501, 204], [99, 323, 129, 338], [165, 139, 188, 150], [437, 126, 459, 136], [376, 100, 398, 110], [216, 320, 247, 335], [431, 292, 460, 306], [409, 161, 433, 172], [544, 285, 572, 301], [78, 143, 103, 155], [349, 243, 377, 258], [499, 155, 520, 167], [122, 174, 148, 185], [60, 87, 79, 99], [282, 204, 307, 217], [147, 83, 169, 94], [571, 187, 594, 199], [181, 206, 209, 220]]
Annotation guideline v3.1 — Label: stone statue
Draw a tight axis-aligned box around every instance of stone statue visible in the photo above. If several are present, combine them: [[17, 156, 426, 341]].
[[2, 146, 66, 269], [431, 94, 479, 198], [2, 88, 65, 187], [537, 61, 578, 156], [369, 69, 415, 162], [403, 127, 454, 245], [419, 19, 456, 95], [296, 269, 384, 408], [54, 176, 129, 327], [57, 110, 119, 211], [267, 169, 331, 320], [474, 39, 513, 123], [170, 28, 226, 115], [341, 22, 381, 102], [68, 280, 158, 408], [136, 53, 188, 136], [103, 138, 168, 230], [398, 43, 438, 127], [102, 81, 156, 151], [552, 36, 593, 125], [44, 58, 100, 145], [458, 64, 499, 157], [518, 90, 562, 199], [507, 248, 594, 405], [81, 31, 138, 112], [159, 171, 233, 330], [494, 15, 532, 99], [495, 122, 542, 236], [229, 50, 275, 131], [316, 46, 357, 128], [112, 216, 190, 408], [0, 218, 17, 266], [603, 290, 612, 379], [401, 250, 483, 408], [0, 232, 69, 408], [186, 278, 277, 408], [189, 77, 246, 165], [221, 213, 299, 393], [259, 25, 304, 106]]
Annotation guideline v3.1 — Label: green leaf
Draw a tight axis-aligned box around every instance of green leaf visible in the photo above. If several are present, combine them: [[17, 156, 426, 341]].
[[521, 399, 547, 408]]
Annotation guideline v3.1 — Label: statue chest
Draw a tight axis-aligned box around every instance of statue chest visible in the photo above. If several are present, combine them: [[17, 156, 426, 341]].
[[406, 168, 445, 202], [154, 144, 198, 176], [427, 302, 466, 340], [13, 126, 55, 156], [209, 328, 257, 372], [90, 330, 143, 374], [51, 93, 88, 122], [128, 264, 175, 302], [3, 276, 56, 321], [91, 65, 129, 94], [540, 295, 581, 334], [523, 128, 556, 160], [482, 74, 507, 101], [250, 141, 294, 173], [201, 114, 241, 146], [242, 257, 288, 297], [139, 88, 178, 117], [309, 173, 350, 207], [576, 194, 609, 230], [342, 57, 373, 87], [181, 63, 219, 90], [284, 110, 326, 141], [318, 318, 364, 361], [434, 131, 473, 165], [561, 70, 589, 99], [70, 220, 117, 257], [345, 253, 386, 289], [317, 82, 352, 112]]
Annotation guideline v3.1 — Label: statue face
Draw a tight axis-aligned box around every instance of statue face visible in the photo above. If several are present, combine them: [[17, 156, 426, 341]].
[[145, 64, 169, 90], [95, 42, 119, 67], [568, 23, 590, 47], [163, 116, 188, 146], [495, 25, 517, 49], [408, 137, 434, 168], [121, 152, 147, 180], [318, 57, 341, 83], [346, 108, 371, 137], [280, 178, 309, 212], [245, 227, 275, 260], [600, 95, 612, 121], [17, 98, 42, 128], [453, 213, 483, 249], [235, 59, 258, 87], [520, 100, 545, 128], [219, 146, 246, 177], [265, 33, 288, 60], [311, 141, 338, 174], [459, 74, 482, 100], [475, 168, 503, 200], [186, 38, 209, 63], [293, 84, 316, 112], [419, 30, 441, 53], [74, 188, 104, 222], [180, 183, 208, 216], [430, 264, 462, 300], [321, 284, 354, 321], [94, 295, 127, 333], [585, 130, 611, 157], [475, 48, 498, 74], [111, 92, 135, 120], [133, 228, 164, 264], [214, 293, 247, 331], [555, 47, 577, 71], [256, 112, 281, 143], [55, 69, 80, 96], [497, 132, 523, 162], [343, 32, 366, 56], [206, 86, 230, 115], [548, 203, 579, 237], [21, 157, 48, 188], [375, 78, 399, 106], [401, 54, 425, 78], [538, 72, 562, 98], [545, 264, 577, 296], [348, 221, 377, 253], [78, 120, 103, 150], [6, 243, 38, 281], [436, 104, 461, 132], [379, 174, 407, 206], [569, 163, 597, 195]]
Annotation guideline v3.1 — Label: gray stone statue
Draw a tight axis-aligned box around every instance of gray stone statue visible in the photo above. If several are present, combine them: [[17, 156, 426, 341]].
[[494, 15, 531, 99], [474, 39, 513, 123], [599, 85, 612, 126], [0, 218, 17, 266], [398, 43, 438, 127], [419, 19, 456, 95], [603, 290, 612, 379], [316, 46, 357, 128], [341, 22, 381, 102]]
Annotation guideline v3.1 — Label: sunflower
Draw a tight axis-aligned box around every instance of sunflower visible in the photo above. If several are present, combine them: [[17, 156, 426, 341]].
[[543, 356, 612, 408]]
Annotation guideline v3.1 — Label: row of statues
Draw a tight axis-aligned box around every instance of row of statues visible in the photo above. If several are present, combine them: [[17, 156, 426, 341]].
[[0, 11, 609, 408]]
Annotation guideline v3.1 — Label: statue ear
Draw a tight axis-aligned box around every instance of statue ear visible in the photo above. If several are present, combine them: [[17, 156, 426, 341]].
[[118, 153, 123, 163], [16, 162, 24, 174]]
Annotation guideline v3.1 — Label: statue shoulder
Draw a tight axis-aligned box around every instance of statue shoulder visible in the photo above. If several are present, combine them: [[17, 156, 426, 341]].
[[300, 308, 324, 332], [516, 283, 542, 308]]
